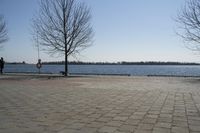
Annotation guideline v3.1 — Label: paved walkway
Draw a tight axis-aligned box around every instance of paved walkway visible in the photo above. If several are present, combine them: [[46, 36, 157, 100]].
[[0, 75, 200, 133]]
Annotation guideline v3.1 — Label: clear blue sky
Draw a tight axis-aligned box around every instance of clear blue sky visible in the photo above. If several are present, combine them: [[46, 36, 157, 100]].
[[0, 0, 199, 63]]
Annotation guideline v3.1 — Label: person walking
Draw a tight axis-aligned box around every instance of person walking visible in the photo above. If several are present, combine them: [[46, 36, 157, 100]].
[[0, 57, 5, 74]]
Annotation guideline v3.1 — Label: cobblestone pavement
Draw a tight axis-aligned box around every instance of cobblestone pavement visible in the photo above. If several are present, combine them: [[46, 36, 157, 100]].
[[0, 75, 200, 133]]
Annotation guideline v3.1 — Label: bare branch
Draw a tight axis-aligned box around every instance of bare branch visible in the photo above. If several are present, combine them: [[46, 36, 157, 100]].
[[176, 0, 200, 51], [0, 15, 8, 45], [32, 0, 94, 75]]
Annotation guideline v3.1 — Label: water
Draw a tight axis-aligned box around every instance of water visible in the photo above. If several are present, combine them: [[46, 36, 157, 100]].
[[3, 64, 200, 76]]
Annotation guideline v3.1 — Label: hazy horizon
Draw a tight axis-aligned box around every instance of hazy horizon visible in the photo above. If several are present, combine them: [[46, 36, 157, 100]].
[[1, 0, 200, 63]]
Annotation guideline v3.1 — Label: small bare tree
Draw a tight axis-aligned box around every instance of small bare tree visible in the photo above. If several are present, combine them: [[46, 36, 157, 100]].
[[0, 15, 8, 47], [176, 0, 200, 52], [32, 0, 94, 76]]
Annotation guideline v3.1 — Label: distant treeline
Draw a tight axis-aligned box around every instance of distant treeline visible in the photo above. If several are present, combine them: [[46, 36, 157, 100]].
[[5, 61, 200, 65], [41, 61, 200, 65], [6, 61, 26, 64]]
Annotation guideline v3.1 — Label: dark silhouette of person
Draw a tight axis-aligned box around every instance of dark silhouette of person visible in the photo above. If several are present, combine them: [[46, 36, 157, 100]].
[[0, 57, 5, 74]]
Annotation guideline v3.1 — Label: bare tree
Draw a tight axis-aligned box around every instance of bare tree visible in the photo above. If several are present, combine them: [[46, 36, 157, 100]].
[[176, 0, 200, 52], [0, 15, 8, 47], [32, 0, 94, 76]]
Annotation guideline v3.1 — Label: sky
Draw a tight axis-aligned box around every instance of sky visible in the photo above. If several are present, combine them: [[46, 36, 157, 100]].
[[0, 0, 200, 63]]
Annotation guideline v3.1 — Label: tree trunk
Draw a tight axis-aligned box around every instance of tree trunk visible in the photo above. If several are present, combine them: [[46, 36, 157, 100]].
[[63, 6, 67, 77], [32, 0, 93, 75], [65, 51, 68, 76]]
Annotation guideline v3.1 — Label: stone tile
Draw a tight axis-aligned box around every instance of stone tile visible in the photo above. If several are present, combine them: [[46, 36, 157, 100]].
[[80, 127, 97, 133], [171, 126, 189, 133], [145, 114, 159, 119], [152, 127, 170, 133], [125, 119, 140, 125], [134, 112, 146, 115], [173, 116, 187, 122], [106, 121, 123, 127], [130, 115, 144, 120], [113, 116, 128, 121], [67, 123, 85, 130], [189, 125, 200, 132], [188, 120, 200, 126], [157, 117, 172, 123], [135, 130, 152, 133], [97, 117, 112, 123], [98, 126, 117, 133], [88, 114, 102, 118], [142, 118, 157, 124], [58, 129, 80, 133], [118, 124, 137, 132], [148, 111, 160, 115], [188, 116, 200, 121], [155, 122, 171, 129], [86, 122, 105, 128], [114, 131, 127, 133], [138, 123, 154, 130], [172, 120, 188, 127], [104, 113, 117, 117], [160, 114, 172, 118], [1, 76, 200, 133], [173, 112, 186, 117]]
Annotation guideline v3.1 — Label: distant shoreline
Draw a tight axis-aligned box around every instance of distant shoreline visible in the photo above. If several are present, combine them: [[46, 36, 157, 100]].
[[5, 61, 200, 66]]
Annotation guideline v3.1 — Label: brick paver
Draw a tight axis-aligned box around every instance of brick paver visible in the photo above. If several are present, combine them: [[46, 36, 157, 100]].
[[0, 75, 200, 133]]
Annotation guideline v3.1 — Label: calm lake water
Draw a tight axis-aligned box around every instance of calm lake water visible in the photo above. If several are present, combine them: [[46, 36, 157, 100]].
[[3, 64, 200, 76]]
